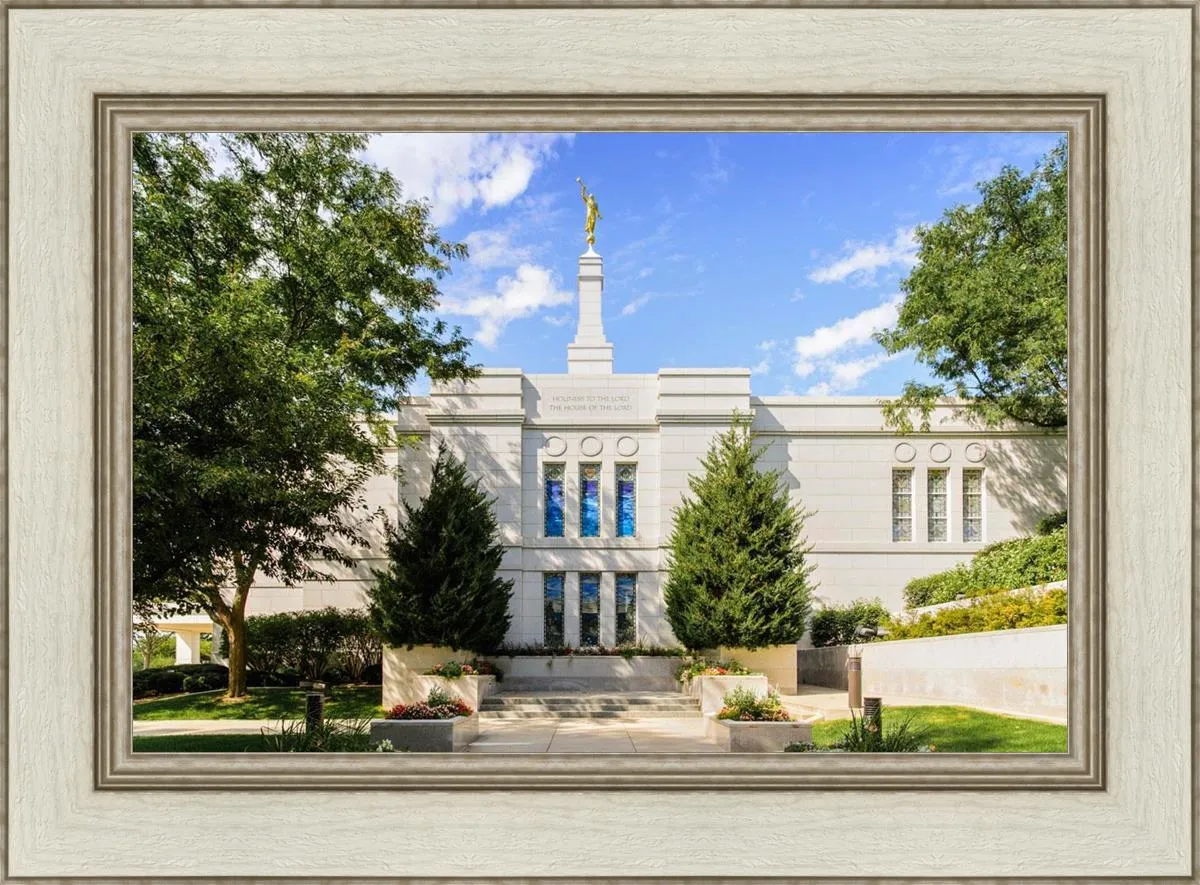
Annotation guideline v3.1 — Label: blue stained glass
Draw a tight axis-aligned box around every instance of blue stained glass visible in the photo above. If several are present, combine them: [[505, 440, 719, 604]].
[[543, 573, 565, 647], [544, 465, 564, 537], [616, 464, 636, 537], [580, 464, 600, 537], [579, 574, 600, 647], [615, 574, 637, 646]]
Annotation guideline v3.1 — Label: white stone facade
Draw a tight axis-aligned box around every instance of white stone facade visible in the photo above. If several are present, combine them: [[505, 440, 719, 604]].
[[155, 248, 1067, 656]]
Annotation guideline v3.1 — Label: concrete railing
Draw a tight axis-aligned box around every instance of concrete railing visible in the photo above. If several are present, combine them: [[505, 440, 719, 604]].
[[796, 624, 1068, 722]]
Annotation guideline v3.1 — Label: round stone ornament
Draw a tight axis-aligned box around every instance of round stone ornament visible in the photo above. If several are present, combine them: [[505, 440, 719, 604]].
[[930, 442, 952, 463], [894, 442, 916, 463], [616, 435, 639, 457], [965, 442, 988, 463], [580, 435, 603, 457], [544, 435, 567, 457]]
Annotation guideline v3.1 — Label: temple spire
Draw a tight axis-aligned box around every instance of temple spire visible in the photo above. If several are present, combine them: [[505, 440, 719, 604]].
[[566, 247, 614, 375]]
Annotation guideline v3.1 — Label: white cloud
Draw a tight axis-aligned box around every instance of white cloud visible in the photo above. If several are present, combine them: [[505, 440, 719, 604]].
[[462, 228, 535, 269], [751, 359, 771, 376], [620, 294, 655, 317], [804, 353, 900, 396], [362, 133, 571, 226], [758, 339, 777, 352], [808, 227, 919, 285], [440, 264, 572, 349], [792, 295, 904, 367], [543, 314, 573, 327], [931, 133, 1061, 197]]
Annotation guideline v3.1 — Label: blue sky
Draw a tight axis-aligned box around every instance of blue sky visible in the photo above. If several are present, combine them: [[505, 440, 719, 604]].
[[357, 131, 1063, 397]]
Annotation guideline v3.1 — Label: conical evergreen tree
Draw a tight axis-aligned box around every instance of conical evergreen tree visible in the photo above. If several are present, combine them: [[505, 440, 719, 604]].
[[664, 413, 816, 650], [367, 442, 513, 652]]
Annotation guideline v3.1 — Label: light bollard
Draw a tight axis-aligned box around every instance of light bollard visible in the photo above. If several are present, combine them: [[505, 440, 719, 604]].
[[847, 652, 863, 710], [305, 685, 326, 733]]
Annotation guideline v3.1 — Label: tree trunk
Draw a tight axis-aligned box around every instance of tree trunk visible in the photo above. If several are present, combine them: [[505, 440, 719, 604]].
[[224, 609, 248, 698]]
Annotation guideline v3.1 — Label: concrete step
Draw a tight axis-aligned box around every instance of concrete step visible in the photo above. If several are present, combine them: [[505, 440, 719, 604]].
[[478, 691, 702, 719], [479, 709, 704, 720], [482, 693, 692, 706]]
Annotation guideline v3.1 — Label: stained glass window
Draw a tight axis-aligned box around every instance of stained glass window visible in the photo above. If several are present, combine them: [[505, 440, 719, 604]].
[[543, 573, 565, 647], [892, 469, 913, 542], [615, 573, 637, 646], [579, 573, 600, 647], [963, 469, 984, 542], [579, 464, 600, 537], [544, 463, 565, 537], [616, 464, 637, 537], [927, 469, 949, 542]]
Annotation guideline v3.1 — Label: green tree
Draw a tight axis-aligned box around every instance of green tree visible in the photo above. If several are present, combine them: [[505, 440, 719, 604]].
[[876, 140, 1067, 432], [367, 442, 514, 653], [664, 414, 816, 650], [133, 133, 477, 697]]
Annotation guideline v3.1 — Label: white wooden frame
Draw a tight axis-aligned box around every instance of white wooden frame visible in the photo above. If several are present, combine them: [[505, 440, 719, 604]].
[[4, 2, 1195, 881]]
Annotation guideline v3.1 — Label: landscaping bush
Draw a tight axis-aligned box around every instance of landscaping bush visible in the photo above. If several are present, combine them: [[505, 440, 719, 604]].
[[902, 527, 1066, 608], [809, 598, 889, 648], [425, 660, 499, 678], [883, 587, 1067, 640], [384, 687, 474, 720], [664, 414, 816, 650], [716, 686, 792, 722], [133, 663, 228, 699], [262, 717, 374, 752], [1035, 509, 1068, 536], [224, 607, 383, 684], [368, 443, 513, 653], [786, 706, 934, 752]]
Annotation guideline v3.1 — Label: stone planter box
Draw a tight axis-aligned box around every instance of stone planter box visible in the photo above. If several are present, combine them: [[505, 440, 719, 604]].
[[716, 645, 799, 694], [705, 715, 813, 753], [369, 715, 479, 752], [381, 645, 498, 710], [483, 655, 679, 692], [684, 674, 770, 715]]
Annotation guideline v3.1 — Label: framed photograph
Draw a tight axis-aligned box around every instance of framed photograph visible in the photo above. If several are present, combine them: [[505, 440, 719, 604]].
[[3, 1, 1194, 882]]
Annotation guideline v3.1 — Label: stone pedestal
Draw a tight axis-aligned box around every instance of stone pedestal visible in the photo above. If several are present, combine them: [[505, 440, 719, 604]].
[[567, 248, 613, 374]]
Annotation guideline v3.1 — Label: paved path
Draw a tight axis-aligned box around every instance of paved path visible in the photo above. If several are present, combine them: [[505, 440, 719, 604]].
[[468, 716, 722, 753], [134, 719, 284, 736]]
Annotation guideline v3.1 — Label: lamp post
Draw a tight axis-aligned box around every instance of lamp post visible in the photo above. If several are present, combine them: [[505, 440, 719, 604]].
[[847, 625, 879, 711], [305, 681, 326, 732]]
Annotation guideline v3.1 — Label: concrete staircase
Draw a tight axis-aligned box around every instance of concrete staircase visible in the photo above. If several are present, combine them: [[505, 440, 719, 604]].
[[478, 691, 702, 720]]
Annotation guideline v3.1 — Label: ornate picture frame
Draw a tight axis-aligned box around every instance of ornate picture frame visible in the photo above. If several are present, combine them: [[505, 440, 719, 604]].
[[3, 2, 1194, 881]]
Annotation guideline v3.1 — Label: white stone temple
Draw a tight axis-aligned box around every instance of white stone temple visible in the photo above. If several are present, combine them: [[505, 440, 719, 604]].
[[156, 241, 1068, 662]]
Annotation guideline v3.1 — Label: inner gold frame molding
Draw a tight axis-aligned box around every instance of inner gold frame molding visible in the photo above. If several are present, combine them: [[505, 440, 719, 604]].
[[96, 94, 1104, 790]]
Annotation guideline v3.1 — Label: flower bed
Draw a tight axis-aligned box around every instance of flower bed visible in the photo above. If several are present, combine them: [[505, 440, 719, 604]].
[[705, 686, 812, 752], [425, 659, 499, 678], [686, 674, 770, 715], [369, 688, 478, 752]]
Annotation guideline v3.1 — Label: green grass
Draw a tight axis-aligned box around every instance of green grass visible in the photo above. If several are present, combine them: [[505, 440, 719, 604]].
[[810, 706, 1067, 753], [133, 733, 278, 752], [133, 686, 384, 721]]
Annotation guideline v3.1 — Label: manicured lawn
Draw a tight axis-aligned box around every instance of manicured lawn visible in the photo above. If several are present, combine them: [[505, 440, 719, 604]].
[[810, 706, 1067, 753], [133, 733, 277, 752], [133, 686, 384, 721]]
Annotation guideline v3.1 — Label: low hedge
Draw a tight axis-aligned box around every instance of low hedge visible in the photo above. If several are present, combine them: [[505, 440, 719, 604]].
[[902, 526, 1067, 609], [133, 663, 228, 699], [809, 599, 889, 648], [883, 587, 1067, 641]]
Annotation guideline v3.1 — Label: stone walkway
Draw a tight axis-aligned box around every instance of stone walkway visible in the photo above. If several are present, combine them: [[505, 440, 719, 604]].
[[468, 716, 722, 753]]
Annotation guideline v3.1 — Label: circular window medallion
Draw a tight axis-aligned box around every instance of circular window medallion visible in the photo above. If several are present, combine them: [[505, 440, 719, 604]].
[[580, 435, 603, 457], [544, 435, 567, 457], [894, 443, 916, 463], [965, 442, 987, 463], [930, 442, 952, 463], [616, 435, 639, 457]]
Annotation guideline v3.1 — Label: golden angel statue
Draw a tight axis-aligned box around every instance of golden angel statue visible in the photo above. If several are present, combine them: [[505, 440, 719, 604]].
[[576, 177, 602, 247]]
